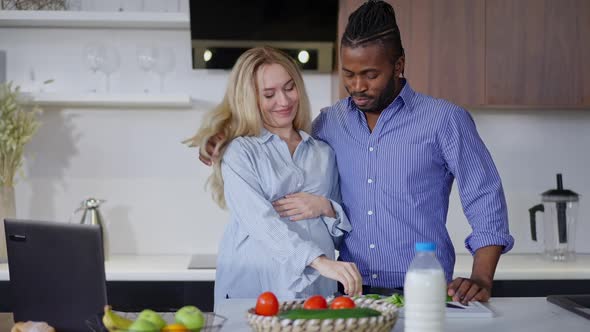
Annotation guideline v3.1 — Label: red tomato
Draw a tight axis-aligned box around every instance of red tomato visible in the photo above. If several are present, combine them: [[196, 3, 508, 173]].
[[255, 291, 279, 316], [303, 295, 328, 310], [330, 296, 356, 309]]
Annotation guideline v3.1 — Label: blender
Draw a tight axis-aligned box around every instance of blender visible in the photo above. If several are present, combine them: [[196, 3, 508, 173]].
[[529, 174, 579, 261]]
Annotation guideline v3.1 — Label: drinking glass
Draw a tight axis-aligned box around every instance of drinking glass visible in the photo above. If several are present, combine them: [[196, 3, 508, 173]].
[[83, 43, 106, 92], [99, 46, 120, 93], [136, 46, 157, 93], [153, 48, 175, 93]]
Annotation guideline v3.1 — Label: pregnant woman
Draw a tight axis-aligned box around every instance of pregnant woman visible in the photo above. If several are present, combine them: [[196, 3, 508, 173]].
[[185, 47, 361, 307]]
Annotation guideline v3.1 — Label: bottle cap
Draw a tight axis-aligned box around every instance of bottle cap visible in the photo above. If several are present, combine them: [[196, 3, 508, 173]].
[[415, 242, 436, 252]]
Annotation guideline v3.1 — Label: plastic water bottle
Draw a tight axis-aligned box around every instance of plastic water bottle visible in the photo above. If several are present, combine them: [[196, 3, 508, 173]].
[[404, 242, 446, 332]]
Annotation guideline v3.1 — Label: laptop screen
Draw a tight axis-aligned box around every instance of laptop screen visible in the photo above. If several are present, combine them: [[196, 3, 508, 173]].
[[4, 219, 108, 332]]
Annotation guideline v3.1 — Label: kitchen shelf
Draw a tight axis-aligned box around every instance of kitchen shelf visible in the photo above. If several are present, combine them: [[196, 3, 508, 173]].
[[0, 10, 189, 29], [20, 92, 193, 108]]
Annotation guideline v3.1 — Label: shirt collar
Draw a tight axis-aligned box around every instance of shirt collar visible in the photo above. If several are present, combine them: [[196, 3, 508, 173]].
[[256, 128, 312, 144], [397, 78, 415, 110], [256, 128, 274, 143]]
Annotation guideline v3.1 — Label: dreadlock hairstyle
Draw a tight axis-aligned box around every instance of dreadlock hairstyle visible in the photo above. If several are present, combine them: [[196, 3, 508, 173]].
[[342, 0, 405, 67]]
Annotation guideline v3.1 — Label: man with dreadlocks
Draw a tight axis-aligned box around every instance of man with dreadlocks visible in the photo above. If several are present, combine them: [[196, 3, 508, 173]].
[[309, 0, 513, 304], [200, 0, 513, 304]]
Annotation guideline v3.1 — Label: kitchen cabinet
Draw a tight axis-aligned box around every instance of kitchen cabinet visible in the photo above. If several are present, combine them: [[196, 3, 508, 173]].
[[2, 279, 589, 313], [337, 0, 590, 108], [0, 281, 215, 313], [403, 0, 485, 107], [485, 0, 590, 107]]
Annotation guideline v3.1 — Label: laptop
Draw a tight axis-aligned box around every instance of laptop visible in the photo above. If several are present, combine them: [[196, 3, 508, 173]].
[[4, 218, 108, 332], [547, 294, 590, 320]]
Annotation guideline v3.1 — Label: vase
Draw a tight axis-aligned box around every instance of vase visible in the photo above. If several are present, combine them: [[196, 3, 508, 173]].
[[0, 185, 16, 263]]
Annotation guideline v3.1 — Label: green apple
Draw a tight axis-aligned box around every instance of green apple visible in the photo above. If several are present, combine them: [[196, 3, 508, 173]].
[[175, 305, 205, 331], [127, 318, 158, 332], [137, 309, 166, 330]]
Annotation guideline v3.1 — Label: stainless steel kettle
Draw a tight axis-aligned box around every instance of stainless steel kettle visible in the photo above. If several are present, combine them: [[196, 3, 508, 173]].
[[76, 198, 109, 260]]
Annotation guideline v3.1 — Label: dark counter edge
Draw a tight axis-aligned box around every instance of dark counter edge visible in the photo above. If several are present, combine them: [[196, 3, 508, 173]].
[[1, 279, 590, 313], [0, 281, 214, 313]]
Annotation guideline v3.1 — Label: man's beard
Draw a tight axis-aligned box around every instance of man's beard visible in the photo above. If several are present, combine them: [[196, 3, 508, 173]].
[[348, 76, 398, 114]]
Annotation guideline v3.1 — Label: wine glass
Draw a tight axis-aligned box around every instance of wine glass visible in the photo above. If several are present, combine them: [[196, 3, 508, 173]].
[[136, 46, 157, 93], [99, 46, 120, 93], [83, 43, 106, 92], [153, 47, 175, 93]]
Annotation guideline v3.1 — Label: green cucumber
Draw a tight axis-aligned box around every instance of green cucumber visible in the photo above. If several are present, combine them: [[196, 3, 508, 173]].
[[364, 294, 382, 300], [384, 294, 454, 308], [384, 294, 404, 307], [279, 308, 381, 320]]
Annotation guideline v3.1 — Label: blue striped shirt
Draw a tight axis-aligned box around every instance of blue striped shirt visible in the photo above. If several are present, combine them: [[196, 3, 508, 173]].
[[214, 129, 351, 305], [312, 79, 514, 288]]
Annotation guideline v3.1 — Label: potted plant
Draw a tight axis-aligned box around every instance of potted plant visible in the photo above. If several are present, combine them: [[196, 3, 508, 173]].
[[0, 81, 42, 262]]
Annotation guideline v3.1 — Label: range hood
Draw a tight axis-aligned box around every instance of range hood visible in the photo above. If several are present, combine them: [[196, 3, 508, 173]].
[[191, 40, 334, 72]]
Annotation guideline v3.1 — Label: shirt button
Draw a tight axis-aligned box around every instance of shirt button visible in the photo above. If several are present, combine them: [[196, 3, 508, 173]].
[[369, 147, 374, 152], [372, 274, 378, 279], [367, 178, 373, 184], [367, 210, 373, 216], [297, 183, 302, 187], [369, 244, 375, 249]]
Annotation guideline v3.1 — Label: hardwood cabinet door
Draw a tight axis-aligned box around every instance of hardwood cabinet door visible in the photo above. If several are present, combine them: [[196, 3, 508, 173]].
[[486, 0, 590, 107], [404, 0, 485, 107], [337, 0, 485, 107]]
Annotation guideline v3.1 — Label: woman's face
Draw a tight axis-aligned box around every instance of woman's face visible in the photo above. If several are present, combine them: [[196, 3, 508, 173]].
[[256, 63, 299, 131]]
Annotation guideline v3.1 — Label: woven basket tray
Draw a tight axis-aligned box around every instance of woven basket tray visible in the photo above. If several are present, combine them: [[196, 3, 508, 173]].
[[247, 297, 399, 332]]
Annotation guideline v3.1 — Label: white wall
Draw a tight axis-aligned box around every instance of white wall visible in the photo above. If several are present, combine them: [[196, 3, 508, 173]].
[[450, 109, 590, 254], [2, 2, 589, 256]]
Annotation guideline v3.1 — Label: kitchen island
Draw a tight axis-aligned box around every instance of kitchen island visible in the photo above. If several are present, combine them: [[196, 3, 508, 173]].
[[215, 297, 589, 332], [1, 297, 586, 332]]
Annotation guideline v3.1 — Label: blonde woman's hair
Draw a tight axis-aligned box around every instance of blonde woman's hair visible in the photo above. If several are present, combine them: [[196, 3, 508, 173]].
[[184, 46, 312, 208]]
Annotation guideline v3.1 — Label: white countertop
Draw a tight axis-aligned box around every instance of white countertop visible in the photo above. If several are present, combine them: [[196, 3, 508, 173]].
[[1, 297, 587, 332], [1, 253, 590, 281], [215, 297, 590, 332], [0, 254, 215, 281]]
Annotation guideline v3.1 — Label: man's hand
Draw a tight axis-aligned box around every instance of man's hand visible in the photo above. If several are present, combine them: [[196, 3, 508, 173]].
[[199, 133, 225, 166], [448, 245, 503, 304], [310, 255, 362, 296], [272, 193, 335, 221], [447, 277, 491, 304]]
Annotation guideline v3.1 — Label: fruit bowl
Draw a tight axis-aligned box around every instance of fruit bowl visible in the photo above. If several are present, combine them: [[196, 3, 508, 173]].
[[86, 310, 226, 332], [247, 297, 398, 332]]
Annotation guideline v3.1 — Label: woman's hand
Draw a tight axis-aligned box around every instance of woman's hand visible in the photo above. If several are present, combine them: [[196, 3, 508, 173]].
[[310, 256, 362, 296], [273, 192, 336, 221], [199, 133, 225, 166]]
